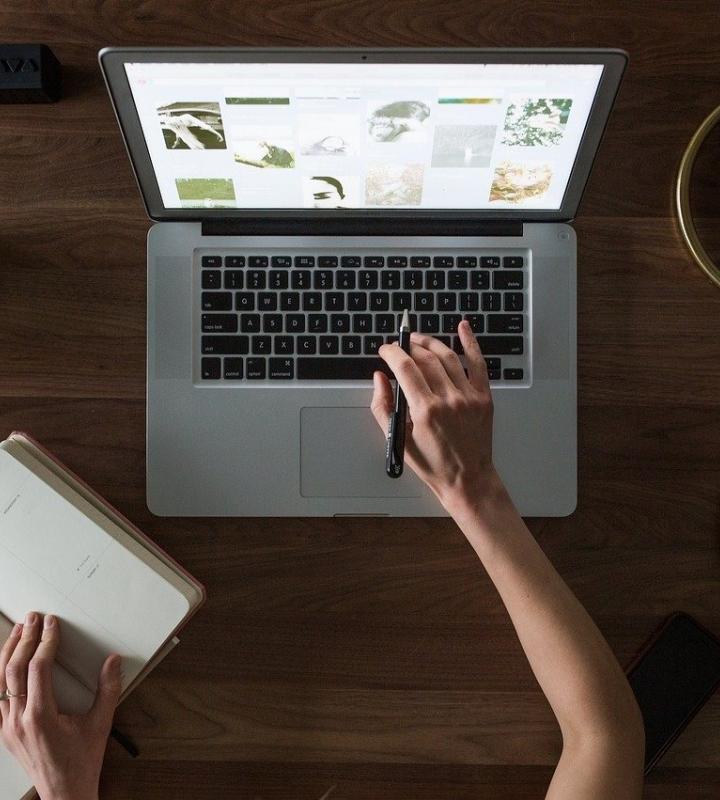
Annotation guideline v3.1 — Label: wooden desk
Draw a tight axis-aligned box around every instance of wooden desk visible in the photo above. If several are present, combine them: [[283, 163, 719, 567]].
[[1, 2, 719, 797]]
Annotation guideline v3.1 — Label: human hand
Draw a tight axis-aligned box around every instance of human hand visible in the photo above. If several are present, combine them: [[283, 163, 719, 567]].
[[371, 320, 502, 512], [0, 612, 122, 800]]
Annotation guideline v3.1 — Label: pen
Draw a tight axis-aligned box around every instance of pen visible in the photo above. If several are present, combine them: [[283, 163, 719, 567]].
[[385, 309, 412, 478]]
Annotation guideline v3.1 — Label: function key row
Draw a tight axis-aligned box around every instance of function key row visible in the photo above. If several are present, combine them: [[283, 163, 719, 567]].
[[201, 255, 524, 270]]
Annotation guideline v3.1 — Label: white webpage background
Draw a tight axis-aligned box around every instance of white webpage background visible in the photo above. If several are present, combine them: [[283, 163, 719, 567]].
[[125, 61, 603, 211]]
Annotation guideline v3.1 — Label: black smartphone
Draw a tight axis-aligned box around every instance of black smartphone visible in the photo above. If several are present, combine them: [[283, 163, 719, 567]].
[[626, 612, 720, 774]]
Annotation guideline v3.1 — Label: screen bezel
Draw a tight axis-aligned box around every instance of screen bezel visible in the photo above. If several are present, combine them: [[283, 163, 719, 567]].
[[99, 47, 627, 223]]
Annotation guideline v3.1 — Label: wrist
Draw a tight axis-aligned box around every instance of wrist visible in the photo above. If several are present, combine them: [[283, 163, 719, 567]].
[[440, 468, 512, 526]]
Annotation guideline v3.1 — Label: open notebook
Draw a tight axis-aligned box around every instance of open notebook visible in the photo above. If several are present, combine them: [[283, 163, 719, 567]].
[[0, 432, 205, 800]]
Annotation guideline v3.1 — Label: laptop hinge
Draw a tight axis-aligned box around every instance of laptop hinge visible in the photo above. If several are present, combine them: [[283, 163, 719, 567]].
[[200, 218, 523, 238]]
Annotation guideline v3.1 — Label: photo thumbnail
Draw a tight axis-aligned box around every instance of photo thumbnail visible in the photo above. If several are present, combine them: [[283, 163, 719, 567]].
[[367, 100, 431, 143], [489, 161, 553, 203], [157, 102, 226, 150], [366, 163, 424, 206], [501, 98, 573, 147]]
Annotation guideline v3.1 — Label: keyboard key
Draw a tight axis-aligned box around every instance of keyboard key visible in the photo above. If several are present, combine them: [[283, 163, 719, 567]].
[[392, 292, 412, 311], [225, 255, 245, 268], [420, 314, 439, 334], [247, 270, 266, 289], [457, 256, 477, 268], [353, 314, 372, 333], [342, 336, 362, 354], [437, 293, 457, 312], [280, 292, 300, 311], [319, 255, 338, 268], [437, 335, 451, 347], [223, 357, 243, 379], [364, 256, 384, 268], [325, 293, 345, 311], [202, 291, 232, 311], [298, 357, 391, 380], [330, 314, 350, 333], [295, 255, 315, 268], [274, 335, 294, 354], [252, 335, 271, 354], [388, 256, 408, 268], [201, 336, 249, 355], [459, 293, 479, 311], [504, 292, 524, 312], [269, 270, 289, 290], [319, 336, 339, 354], [348, 292, 367, 311], [410, 256, 431, 268], [433, 256, 454, 268], [358, 270, 379, 290], [201, 270, 221, 289], [476, 336, 523, 355], [480, 256, 500, 268], [481, 292, 502, 312], [381, 271, 401, 290], [224, 270, 244, 290], [403, 271, 422, 290], [488, 369, 501, 381], [464, 314, 484, 333], [503, 368, 524, 380], [336, 270, 356, 290], [308, 314, 328, 333], [397, 313, 418, 330], [503, 256, 524, 269], [364, 336, 384, 354], [291, 270, 311, 290], [302, 292, 322, 311], [240, 314, 261, 333], [297, 335, 317, 354], [471, 271, 490, 290], [269, 357, 294, 379], [493, 271, 524, 290], [286, 314, 305, 333], [201, 255, 222, 269], [488, 314, 523, 333], [425, 271, 446, 290], [258, 292, 278, 311], [235, 292, 255, 311], [370, 293, 389, 311], [314, 270, 334, 290], [263, 314, 283, 333], [201, 357, 221, 379], [249, 256, 268, 268], [202, 314, 238, 333], [375, 314, 395, 333], [341, 255, 361, 268], [271, 256, 292, 268], [485, 358, 501, 371], [448, 271, 468, 290], [415, 293, 434, 311], [246, 358, 266, 379], [442, 314, 462, 333]]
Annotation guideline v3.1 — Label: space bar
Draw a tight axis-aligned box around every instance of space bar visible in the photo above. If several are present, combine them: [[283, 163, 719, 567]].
[[298, 358, 392, 380]]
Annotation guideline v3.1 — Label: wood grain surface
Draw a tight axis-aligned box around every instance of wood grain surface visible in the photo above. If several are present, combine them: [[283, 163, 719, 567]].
[[1, 2, 719, 798]]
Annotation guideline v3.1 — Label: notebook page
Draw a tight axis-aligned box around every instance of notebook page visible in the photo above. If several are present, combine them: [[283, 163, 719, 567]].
[[0, 447, 190, 693]]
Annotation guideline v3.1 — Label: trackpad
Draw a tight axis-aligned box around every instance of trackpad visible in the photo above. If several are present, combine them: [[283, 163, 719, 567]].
[[300, 407, 423, 498]]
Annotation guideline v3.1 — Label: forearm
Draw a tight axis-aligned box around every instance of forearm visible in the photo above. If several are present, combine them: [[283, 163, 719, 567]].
[[444, 472, 643, 746]]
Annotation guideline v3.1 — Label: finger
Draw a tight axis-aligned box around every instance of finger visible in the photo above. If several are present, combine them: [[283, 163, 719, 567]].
[[5, 612, 42, 715], [378, 344, 432, 406], [409, 332, 468, 389], [0, 623, 22, 725], [458, 321, 490, 392], [89, 654, 122, 733], [407, 342, 452, 395], [26, 614, 59, 718], [370, 371, 394, 433]]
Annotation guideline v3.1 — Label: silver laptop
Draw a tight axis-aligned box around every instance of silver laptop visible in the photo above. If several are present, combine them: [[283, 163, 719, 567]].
[[99, 47, 626, 517]]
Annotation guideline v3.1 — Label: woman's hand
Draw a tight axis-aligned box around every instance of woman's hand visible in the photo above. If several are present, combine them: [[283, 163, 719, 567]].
[[371, 320, 500, 512], [0, 612, 122, 800]]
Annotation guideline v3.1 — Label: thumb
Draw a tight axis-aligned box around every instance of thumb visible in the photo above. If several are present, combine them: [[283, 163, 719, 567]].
[[370, 371, 394, 432], [89, 654, 122, 730]]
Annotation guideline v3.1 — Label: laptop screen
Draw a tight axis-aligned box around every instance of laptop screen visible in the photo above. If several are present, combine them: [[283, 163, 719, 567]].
[[124, 61, 604, 213]]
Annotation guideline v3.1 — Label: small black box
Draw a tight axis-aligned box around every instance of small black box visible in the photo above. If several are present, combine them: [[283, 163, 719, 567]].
[[0, 44, 62, 103]]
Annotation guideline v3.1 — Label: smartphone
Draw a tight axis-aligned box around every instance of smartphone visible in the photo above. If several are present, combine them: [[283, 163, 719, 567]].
[[626, 612, 720, 774]]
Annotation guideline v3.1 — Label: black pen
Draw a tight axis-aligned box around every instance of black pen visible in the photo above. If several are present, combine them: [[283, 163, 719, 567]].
[[385, 309, 411, 478]]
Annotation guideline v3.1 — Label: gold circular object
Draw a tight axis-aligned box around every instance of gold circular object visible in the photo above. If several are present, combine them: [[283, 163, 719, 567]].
[[675, 104, 720, 288]]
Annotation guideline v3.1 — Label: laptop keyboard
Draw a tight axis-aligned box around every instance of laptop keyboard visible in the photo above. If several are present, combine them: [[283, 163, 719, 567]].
[[197, 252, 529, 383]]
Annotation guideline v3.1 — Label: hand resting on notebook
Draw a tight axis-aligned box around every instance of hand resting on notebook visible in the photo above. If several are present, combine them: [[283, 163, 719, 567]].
[[0, 612, 120, 800]]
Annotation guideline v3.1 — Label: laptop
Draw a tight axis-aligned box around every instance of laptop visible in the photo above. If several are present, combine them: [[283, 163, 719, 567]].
[[99, 47, 626, 517]]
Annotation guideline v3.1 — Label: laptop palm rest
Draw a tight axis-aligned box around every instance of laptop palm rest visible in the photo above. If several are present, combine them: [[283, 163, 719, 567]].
[[299, 407, 424, 498]]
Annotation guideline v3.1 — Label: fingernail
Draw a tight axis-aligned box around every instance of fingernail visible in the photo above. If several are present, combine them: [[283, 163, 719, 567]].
[[11, 624, 21, 636], [110, 655, 122, 672], [44, 614, 55, 628], [25, 612, 37, 626]]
